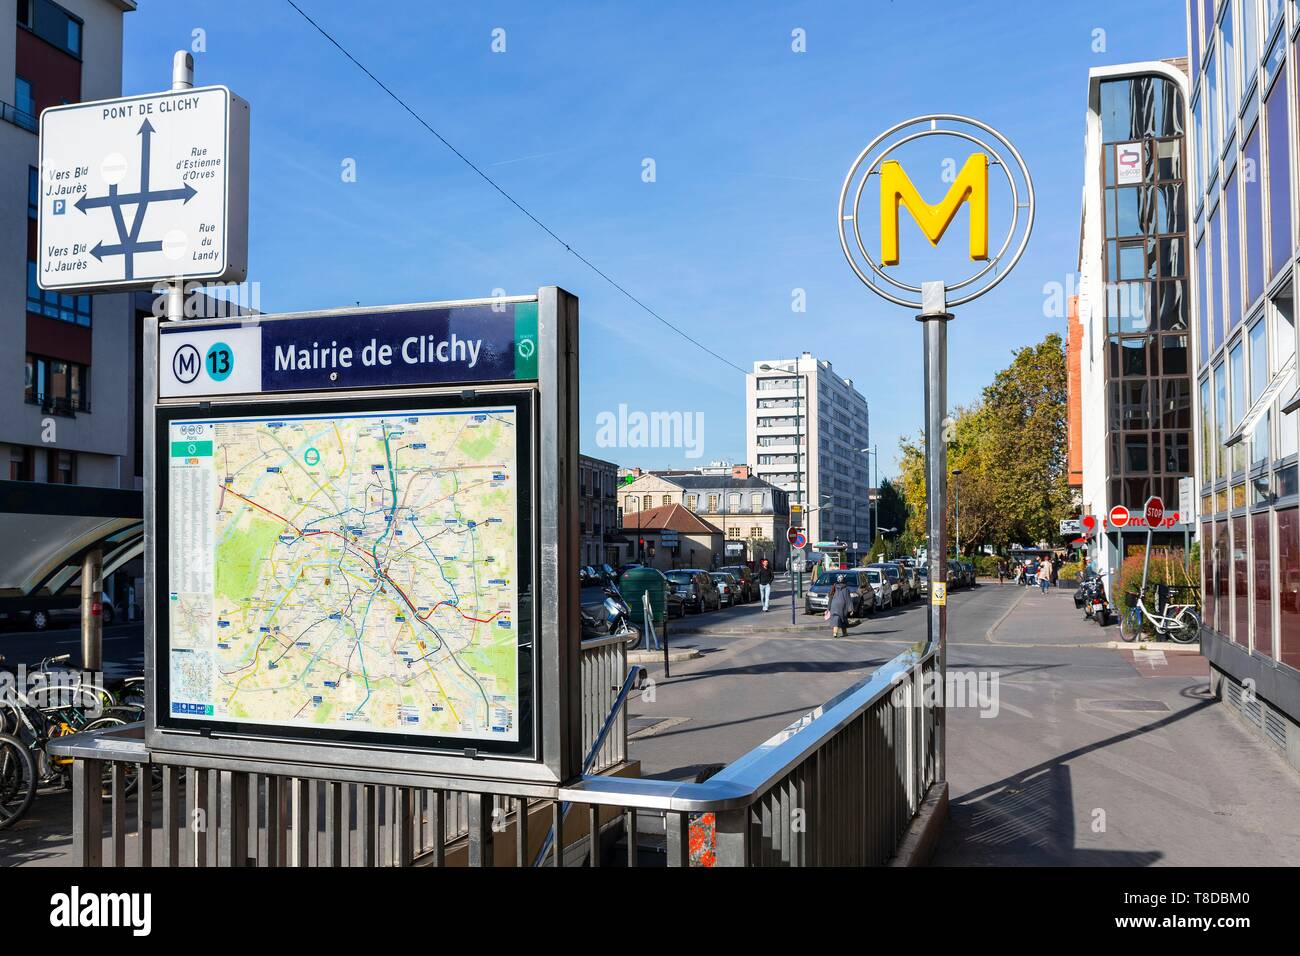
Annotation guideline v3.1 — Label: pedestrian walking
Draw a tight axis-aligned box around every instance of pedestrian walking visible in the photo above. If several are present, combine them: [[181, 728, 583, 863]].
[[997, 559, 1008, 585], [1050, 555, 1060, 589], [757, 558, 774, 612], [827, 580, 852, 639], [1038, 556, 1051, 594]]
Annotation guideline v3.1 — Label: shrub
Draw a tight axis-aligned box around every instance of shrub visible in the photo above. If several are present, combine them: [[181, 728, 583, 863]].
[[1116, 547, 1198, 636]]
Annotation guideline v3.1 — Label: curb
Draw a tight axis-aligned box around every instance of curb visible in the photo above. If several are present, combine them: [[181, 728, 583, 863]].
[[984, 587, 1029, 644], [628, 648, 701, 664], [1105, 640, 1201, 651], [888, 781, 948, 867]]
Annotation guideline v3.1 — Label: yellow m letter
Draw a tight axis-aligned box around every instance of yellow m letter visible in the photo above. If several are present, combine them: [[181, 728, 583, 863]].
[[880, 153, 989, 266]]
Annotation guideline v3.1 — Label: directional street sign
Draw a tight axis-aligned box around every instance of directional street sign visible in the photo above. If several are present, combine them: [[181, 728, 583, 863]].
[[38, 86, 249, 291]]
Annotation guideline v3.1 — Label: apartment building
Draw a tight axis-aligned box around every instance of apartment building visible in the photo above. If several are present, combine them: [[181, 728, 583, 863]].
[[1, 0, 137, 488], [745, 352, 871, 561]]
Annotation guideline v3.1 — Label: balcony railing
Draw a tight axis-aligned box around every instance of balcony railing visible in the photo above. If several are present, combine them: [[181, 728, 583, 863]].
[[2, 100, 37, 133]]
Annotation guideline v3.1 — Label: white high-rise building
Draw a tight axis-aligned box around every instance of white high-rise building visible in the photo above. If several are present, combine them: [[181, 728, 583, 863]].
[[746, 352, 872, 559]]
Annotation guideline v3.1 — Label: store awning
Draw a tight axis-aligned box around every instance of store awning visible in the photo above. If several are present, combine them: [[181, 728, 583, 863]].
[[0, 480, 142, 600]]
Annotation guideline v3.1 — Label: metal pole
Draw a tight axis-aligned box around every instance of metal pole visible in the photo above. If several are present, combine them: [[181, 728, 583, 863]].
[[919, 281, 950, 783], [81, 546, 103, 671], [164, 50, 194, 324], [790, 366, 800, 598]]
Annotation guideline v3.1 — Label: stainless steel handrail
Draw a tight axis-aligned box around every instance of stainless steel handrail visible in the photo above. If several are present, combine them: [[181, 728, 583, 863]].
[[559, 637, 936, 812]]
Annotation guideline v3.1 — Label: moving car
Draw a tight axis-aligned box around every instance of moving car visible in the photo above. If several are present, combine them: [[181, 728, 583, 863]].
[[805, 569, 874, 617], [665, 569, 721, 613]]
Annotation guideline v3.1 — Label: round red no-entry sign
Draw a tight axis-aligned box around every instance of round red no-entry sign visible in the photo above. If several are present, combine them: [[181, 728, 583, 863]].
[[1144, 496, 1165, 528], [1108, 505, 1129, 527]]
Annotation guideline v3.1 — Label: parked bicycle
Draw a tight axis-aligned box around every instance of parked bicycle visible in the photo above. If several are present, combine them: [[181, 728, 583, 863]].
[[0, 654, 145, 830], [1118, 590, 1201, 644]]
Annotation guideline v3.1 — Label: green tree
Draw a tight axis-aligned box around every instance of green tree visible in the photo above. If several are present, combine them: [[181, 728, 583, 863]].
[[894, 333, 1072, 554]]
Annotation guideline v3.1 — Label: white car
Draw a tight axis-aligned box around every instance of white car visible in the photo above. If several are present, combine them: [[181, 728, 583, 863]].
[[864, 567, 892, 610]]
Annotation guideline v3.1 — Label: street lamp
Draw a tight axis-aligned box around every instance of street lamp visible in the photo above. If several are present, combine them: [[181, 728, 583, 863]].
[[952, 468, 962, 557], [861, 446, 879, 557]]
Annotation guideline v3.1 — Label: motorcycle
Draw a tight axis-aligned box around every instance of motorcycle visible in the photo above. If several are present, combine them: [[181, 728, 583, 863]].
[[1076, 574, 1112, 626]]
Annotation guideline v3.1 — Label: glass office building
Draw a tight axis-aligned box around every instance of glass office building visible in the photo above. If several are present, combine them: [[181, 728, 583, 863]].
[[1076, 61, 1195, 590], [1188, 0, 1300, 766]]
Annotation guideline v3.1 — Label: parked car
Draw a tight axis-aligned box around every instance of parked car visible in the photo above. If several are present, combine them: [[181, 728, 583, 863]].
[[948, 560, 966, 589], [916, 564, 929, 597], [894, 561, 920, 601], [665, 569, 721, 613], [805, 569, 874, 616], [961, 561, 977, 587], [711, 572, 741, 607], [719, 565, 756, 603], [0, 592, 120, 631], [869, 562, 906, 605], [863, 566, 892, 611]]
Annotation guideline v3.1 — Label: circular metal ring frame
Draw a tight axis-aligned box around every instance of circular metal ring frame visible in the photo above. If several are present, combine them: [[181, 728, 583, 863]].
[[838, 114, 1035, 309]]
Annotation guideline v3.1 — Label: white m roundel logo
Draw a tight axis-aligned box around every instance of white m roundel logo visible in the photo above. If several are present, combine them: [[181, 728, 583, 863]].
[[173, 344, 201, 383]]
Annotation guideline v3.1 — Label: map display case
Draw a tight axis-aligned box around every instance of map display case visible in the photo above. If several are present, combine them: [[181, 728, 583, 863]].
[[143, 290, 581, 786]]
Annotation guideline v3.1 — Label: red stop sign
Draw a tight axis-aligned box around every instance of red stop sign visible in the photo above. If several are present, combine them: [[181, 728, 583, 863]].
[[1144, 496, 1165, 528], [1108, 505, 1129, 527]]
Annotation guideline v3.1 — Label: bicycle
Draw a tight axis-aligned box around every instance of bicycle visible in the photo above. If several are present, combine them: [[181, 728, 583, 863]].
[[0, 732, 36, 830], [0, 655, 143, 829], [1118, 593, 1201, 644]]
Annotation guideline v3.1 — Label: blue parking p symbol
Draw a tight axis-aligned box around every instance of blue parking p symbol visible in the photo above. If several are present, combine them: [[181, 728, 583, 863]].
[[53, 199, 66, 215]]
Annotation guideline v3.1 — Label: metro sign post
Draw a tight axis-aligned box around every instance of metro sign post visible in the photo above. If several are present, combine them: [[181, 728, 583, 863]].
[[839, 116, 1034, 784]]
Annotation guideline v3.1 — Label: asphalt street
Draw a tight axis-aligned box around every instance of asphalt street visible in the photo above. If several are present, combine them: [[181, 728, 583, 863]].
[[627, 576, 1009, 780]]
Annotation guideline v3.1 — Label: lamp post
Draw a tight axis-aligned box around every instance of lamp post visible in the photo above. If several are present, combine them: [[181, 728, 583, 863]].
[[861, 445, 879, 558]]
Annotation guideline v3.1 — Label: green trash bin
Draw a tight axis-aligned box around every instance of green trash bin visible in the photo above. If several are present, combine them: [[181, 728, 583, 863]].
[[619, 567, 667, 633]]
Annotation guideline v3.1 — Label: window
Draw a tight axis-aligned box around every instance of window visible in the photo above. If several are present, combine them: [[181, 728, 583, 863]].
[[624, 496, 637, 513], [1197, 238, 1211, 363], [1249, 319, 1269, 463], [25, 354, 89, 413], [1214, 361, 1228, 478], [1230, 340, 1246, 473], [1253, 511, 1272, 659], [1224, 170, 1242, 331], [1279, 508, 1300, 670], [1243, 125, 1263, 305], [661, 495, 671, 507], [749, 527, 762, 540], [1209, 205, 1223, 350], [1201, 521, 1215, 626], [685, 494, 697, 511], [1240, 0, 1259, 97], [1214, 519, 1229, 633], [1276, 283, 1298, 460], [1207, 49, 1221, 163], [22, 0, 84, 59], [1267, 55, 1291, 277], [14, 76, 35, 129], [707, 494, 718, 513], [641, 495, 651, 510], [1220, 3, 1238, 119], [1200, 377, 1213, 477], [9, 446, 32, 481], [1232, 516, 1248, 645], [750, 493, 762, 511], [27, 262, 91, 325]]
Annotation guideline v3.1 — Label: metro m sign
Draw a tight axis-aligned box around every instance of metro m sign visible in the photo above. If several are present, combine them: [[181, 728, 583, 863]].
[[880, 153, 989, 266]]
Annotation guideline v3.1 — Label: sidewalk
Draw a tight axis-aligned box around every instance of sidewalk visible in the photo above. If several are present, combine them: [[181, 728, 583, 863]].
[[936, 587, 1300, 866]]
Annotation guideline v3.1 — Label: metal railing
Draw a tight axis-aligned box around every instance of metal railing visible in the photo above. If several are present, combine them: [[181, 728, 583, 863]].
[[51, 628, 939, 866]]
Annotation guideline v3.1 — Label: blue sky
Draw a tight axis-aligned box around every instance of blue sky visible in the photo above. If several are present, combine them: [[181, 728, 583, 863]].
[[123, 0, 1188, 477]]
